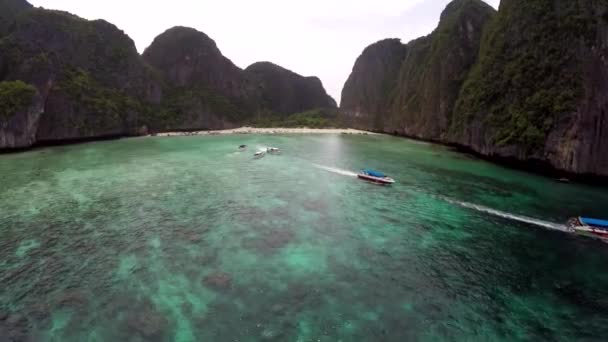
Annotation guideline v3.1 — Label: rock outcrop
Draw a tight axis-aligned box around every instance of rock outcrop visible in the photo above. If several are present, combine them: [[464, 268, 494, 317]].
[[0, 4, 335, 150], [341, 0, 495, 137], [143, 27, 251, 99], [142, 26, 256, 130], [0, 81, 42, 148], [341, 0, 608, 177], [340, 39, 406, 130], [451, 0, 608, 176], [0, 8, 160, 147], [0, 0, 32, 37], [246, 62, 336, 117]]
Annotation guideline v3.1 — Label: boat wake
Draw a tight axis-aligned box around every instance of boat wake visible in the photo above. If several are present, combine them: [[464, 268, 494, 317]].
[[441, 197, 569, 233], [313, 164, 358, 177]]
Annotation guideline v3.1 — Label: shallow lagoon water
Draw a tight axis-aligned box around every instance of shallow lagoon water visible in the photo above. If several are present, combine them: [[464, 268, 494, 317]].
[[2, 134, 608, 341]]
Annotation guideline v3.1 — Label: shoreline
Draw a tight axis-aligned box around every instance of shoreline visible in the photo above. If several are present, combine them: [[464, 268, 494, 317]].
[[2, 127, 607, 185], [383, 131, 608, 187], [152, 127, 376, 137]]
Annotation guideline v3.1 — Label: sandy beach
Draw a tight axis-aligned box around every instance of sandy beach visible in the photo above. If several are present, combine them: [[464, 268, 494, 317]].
[[153, 127, 376, 137]]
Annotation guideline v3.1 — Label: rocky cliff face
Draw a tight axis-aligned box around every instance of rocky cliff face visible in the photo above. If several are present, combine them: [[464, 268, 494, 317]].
[[340, 39, 406, 130], [246, 62, 336, 117], [0, 80, 42, 148], [143, 27, 252, 101], [0, 8, 160, 147], [342, 0, 608, 177], [0, 0, 32, 37], [451, 0, 608, 176], [0, 4, 335, 150], [388, 0, 495, 139], [142, 26, 256, 130], [341, 0, 495, 137]]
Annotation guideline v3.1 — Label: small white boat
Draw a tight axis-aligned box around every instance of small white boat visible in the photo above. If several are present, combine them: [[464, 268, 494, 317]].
[[254, 151, 266, 159], [357, 169, 395, 185], [267, 147, 281, 154]]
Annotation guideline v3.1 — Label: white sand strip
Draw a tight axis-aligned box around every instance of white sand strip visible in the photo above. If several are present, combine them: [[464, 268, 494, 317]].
[[153, 127, 377, 137]]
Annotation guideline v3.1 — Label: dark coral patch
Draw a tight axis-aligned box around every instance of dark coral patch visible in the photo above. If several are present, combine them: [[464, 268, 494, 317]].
[[203, 272, 232, 290]]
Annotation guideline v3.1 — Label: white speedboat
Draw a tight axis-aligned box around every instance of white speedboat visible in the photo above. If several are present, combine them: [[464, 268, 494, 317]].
[[254, 151, 266, 159], [267, 147, 281, 154]]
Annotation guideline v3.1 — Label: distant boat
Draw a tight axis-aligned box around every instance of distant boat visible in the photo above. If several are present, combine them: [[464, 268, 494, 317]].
[[267, 147, 281, 154], [254, 151, 266, 159], [557, 177, 571, 183], [357, 169, 395, 185], [239, 145, 247, 151], [567, 217, 608, 241]]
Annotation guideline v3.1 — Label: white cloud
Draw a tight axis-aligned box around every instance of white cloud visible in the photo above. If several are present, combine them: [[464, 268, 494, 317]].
[[28, 0, 500, 104]]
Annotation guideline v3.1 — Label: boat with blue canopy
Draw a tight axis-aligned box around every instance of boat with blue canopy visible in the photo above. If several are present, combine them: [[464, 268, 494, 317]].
[[357, 169, 395, 185], [567, 217, 608, 240]]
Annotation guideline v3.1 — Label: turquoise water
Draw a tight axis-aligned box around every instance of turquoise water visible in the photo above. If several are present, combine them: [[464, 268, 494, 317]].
[[2, 134, 608, 341]]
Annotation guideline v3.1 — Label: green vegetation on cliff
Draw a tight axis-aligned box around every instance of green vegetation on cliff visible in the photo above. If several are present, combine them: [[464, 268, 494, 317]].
[[56, 68, 143, 130], [0, 80, 36, 122], [340, 38, 406, 130], [341, 0, 495, 136], [343, 0, 608, 175], [145, 85, 246, 129], [388, 0, 495, 138], [0, 0, 32, 36], [452, 0, 598, 152], [250, 108, 342, 128]]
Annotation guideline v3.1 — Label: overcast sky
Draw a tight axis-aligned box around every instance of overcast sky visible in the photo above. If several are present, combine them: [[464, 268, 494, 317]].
[[29, 0, 500, 104]]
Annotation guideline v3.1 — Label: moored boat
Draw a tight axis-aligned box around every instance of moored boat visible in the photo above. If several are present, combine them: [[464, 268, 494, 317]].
[[567, 217, 608, 241], [254, 151, 266, 159], [357, 169, 395, 185], [267, 147, 281, 154]]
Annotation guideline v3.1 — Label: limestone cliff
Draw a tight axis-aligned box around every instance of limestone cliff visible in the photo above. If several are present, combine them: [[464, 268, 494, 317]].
[[340, 39, 406, 130], [0, 0, 32, 37], [246, 62, 337, 117], [341, 0, 608, 177], [0, 7, 160, 148], [0, 5, 336, 150], [142, 26, 255, 130], [451, 0, 608, 176], [341, 0, 495, 138]]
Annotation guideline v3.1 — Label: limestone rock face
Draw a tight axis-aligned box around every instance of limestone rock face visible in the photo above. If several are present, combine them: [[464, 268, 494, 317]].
[[0, 0, 32, 37], [142, 26, 253, 101], [141, 26, 256, 129], [451, 0, 608, 175], [341, 0, 495, 137], [0, 82, 43, 148], [0, 5, 336, 149], [340, 39, 407, 130], [246, 61, 337, 116], [0, 7, 160, 147], [341, 0, 608, 176]]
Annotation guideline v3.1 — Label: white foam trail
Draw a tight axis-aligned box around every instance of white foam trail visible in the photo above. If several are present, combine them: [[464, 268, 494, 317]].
[[313, 164, 358, 177], [442, 197, 569, 232]]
